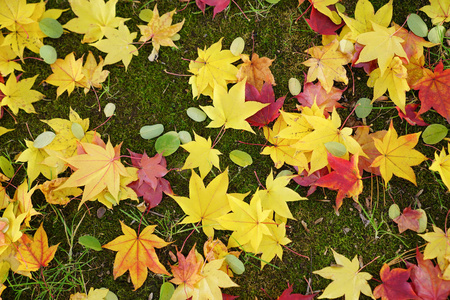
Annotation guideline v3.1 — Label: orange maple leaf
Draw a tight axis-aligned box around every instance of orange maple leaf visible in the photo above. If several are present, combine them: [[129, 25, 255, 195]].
[[170, 246, 204, 290], [236, 53, 275, 91], [16, 223, 59, 272], [103, 221, 170, 290]]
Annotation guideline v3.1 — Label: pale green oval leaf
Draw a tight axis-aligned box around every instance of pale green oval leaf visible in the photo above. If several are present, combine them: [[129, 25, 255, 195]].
[[288, 78, 301, 96], [34, 131, 56, 149], [140, 124, 164, 140], [229, 150, 253, 167], [104, 103, 116, 117], [230, 37, 245, 56], [0, 156, 14, 178], [417, 209, 427, 233], [39, 45, 57, 64], [139, 9, 153, 22], [355, 98, 373, 118], [155, 132, 180, 156], [266, 0, 280, 3], [178, 131, 192, 144], [407, 13, 428, 38], [105, 290, 118, 300], [225, 254, 245, 275], [276, 170, 294, 179], [71, 123, 85, 140], [428, 25, 445, 44], [187, 107, 207, 122], [422, 124, 448, 144], [159, 282, 175, 300], [171, 33, 180, 41], [39, 18, 63, 38], [78, 235, 102, 251], [324, 141, 347, 157], [388, 204, 400, 220]]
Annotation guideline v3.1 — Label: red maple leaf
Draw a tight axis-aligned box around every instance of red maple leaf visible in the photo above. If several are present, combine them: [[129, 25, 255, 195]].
[[373, 264, 419, 300], [406, 247, 450, 300], [293, 166, 328, 196], [295, 81, 344, 117], [413, 61, 450, 122], [245, 82, 285, 128], [127, 150, 173, 209], [305, 6, 343, 35], [313, 153, 363, 211], [393, 207, 422, 233], [196, 0, 230, 18], [277, 283, 317, 300], [396, 103, 428, 126]]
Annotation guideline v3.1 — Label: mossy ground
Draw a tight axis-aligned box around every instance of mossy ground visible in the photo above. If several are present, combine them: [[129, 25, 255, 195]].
[[1, 0, 449, 299]]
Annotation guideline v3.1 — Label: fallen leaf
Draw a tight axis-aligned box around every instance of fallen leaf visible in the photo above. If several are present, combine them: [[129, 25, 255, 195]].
[[308, 0, 341, 24], [237, 53, 275, 91], [82, 51, 110, 94], [393, 207, 423, 233], [396, 103, 428, 126], [430, 143, 450, 191], [420, 0, 450, 25], [373, 264, 418, 300], [419, 225, 450, 274], [245, 83, 285, 128], [295, 81, 344, 118], [306, 5, 343, 35], [16, 223, 59, 272], [277, 283, 317, 299], [0, 73, 44, 114], [103, 221, 170, 290]]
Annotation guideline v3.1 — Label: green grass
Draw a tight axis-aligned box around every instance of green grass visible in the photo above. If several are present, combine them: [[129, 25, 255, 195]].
[[1, 0, 449, 299]]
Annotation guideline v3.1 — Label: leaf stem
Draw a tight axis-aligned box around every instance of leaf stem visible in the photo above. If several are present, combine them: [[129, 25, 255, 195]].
[[282, 244, 310, 260]]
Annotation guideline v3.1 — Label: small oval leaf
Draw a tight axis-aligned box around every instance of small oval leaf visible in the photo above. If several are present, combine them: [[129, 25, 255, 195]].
[[186, 107, 207, 122], [407, 13, 428, 38], [71, 123, 85, 140], [39, 18, 63, 38], [230, 37, 245, 56], [355, 98, 373, 118], [178, 131, 192, 144], [155, 132, 180, 156], [276, 170, 294, 179], [388, 204, 401, 220], [417, 209, 427, 233], [324, 141, 347, 157], [422, 124, 448, 144], [104, 103, 116, 117], [288, 78, 301, 96], [428, 25, 445, 44], [171, 33, 180, 41], [33, 131, 56, 149], [225, 254, 245, 275], [0, 156, 14, 178], [78, 235, 102, 251], [39, 45, 57, 64], [229, 150, 253, 167], [140, 124, 164, 140], [159, 282, 175, 300], [139, 9, 153, 22], [105, 290, 118, 300]]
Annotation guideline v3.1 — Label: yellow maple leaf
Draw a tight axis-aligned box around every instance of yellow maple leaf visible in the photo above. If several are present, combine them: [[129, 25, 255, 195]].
[[356, 22, 408, 76], [70, 287, 109, 300], [367, 57, 410, 113], [256, 223, 291, 269], [170, 169, 231, 238], [16, 223, 59, 272], [56, 139, 131, 207], [0, 73, 44, 115], [90, 22, 138, 70], [12, 180, 40, 227], [45, 52, 88, 98], [419, 225, 450, 275], [302, 39, 350, 93], [295, 108, 366, 174], [254, 170, 306, 219], [0, 33, 23, 76], [430, 143, 450, 191], [0, 0, 35, 28], [188, 38, 240, 98], [261, 114, 309, 170], [219, 194, 273, 251], [310, 0, 341, 24], [41, 107, 98, 158], [82, 51, 110, 94], [181, 132, 221, 179], [200, 80, 269, 133], [371, 121, 427, 186], [338, 0, 393, 41], [236, 53, 275, 91], [138, 5, 184, 53], [63, 0, 128, 43], [313, 249, 374, 300], [0, 203, 27, 256], [39, 178, 82, 205], [102, 221, 170, 290], [420, 0, 450, 25]]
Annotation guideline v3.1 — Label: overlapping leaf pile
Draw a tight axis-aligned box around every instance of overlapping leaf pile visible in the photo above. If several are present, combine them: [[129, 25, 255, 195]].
[[1, 0, 450, 299]]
